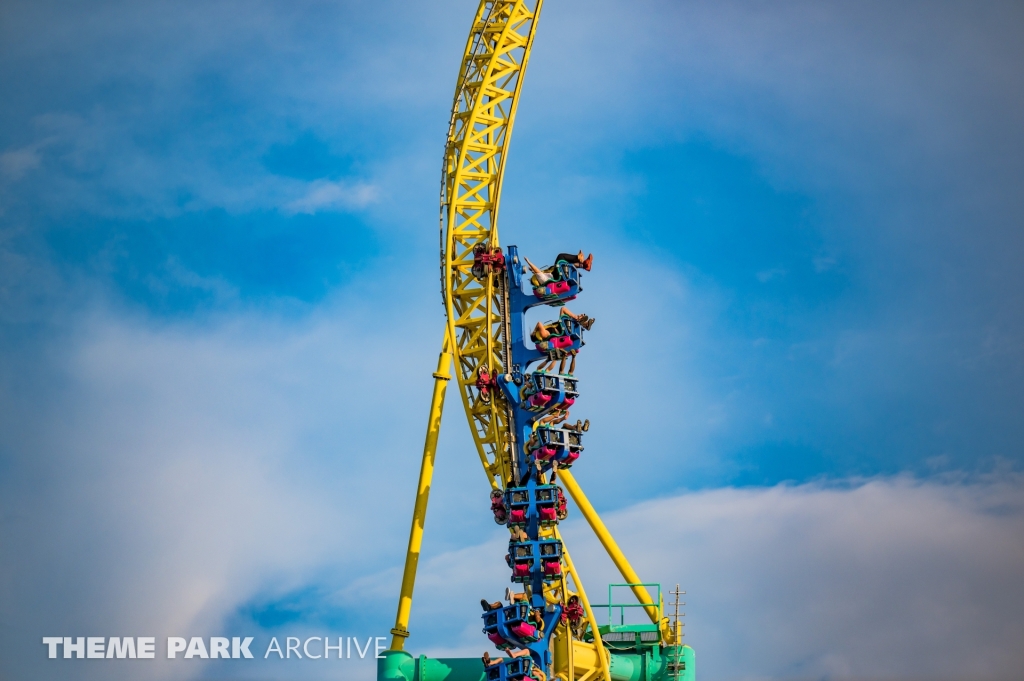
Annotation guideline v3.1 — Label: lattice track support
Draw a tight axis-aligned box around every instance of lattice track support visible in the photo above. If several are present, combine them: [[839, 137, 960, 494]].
[[442, 0, 544, 491]]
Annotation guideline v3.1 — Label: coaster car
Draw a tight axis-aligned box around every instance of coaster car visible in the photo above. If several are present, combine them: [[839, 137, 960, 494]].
[[532, 318, 584, 359], [485, 656, 535, 681], [482, 602, 542, 645], [527, 427, 584, 467], [504, 484, 562, 529], [490, 489, 509, 525], [531, 262, 580, 306], [520, 372, 579, 413], [506, 539, 563, 583], [505, 488, 530, 528]]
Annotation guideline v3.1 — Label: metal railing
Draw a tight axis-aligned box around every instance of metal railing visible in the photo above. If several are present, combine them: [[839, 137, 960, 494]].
[[591, 583, 662, 626]]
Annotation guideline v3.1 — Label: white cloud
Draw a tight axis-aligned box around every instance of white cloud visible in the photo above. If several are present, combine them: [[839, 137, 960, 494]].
[[0, 145, 43, 180], [1, 267, 1021, 681], [402, 477, 1024, 681], [595, 479, 1024, 680], [0, 297, 442, 680], [285, 179, 379, 215]]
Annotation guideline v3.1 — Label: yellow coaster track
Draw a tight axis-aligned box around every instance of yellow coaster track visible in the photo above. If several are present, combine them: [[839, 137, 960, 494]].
[[387, 4, 683, 680], [442, 0, 543, 490]]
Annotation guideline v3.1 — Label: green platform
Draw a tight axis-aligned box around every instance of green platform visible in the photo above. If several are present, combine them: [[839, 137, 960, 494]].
[[378, 644, 694, 681]]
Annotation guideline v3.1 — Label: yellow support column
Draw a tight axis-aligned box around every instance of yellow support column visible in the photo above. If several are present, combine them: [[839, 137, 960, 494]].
[[558, 469, 672, 642], [389, 338, 454, 650], [558, 531, 612, 681]]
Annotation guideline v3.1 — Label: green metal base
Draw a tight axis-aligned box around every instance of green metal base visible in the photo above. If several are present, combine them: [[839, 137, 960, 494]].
[[378, 646, 694, 681], [379, 650, 486, 681]]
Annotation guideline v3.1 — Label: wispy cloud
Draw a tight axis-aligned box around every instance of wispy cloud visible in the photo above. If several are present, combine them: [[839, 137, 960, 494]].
[[0, 296, 442, 680], [404, 477, 1024, 680], [0, 144, 44, 180], [285, 179, 379, 215]]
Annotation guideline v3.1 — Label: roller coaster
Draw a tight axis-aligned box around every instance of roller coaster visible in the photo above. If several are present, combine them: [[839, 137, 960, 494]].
[[378, 4, 695, 681]]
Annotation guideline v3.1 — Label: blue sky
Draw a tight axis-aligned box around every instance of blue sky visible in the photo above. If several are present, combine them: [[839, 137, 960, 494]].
[[1, 2, 1023, 680]]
